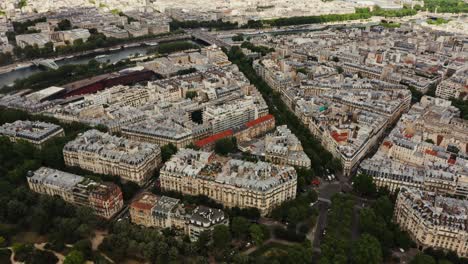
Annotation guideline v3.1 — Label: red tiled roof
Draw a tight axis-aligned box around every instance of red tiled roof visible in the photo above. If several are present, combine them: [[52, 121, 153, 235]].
[[448, 158, 456, 165], [331, 131, 348, 142], [195, 129, 234, 148], [245, 114, 274, 128], [130, 193, 158, 211], [131, 201, 154, 211], [383, 141, 393, 148], [425, 149, 437, 156]]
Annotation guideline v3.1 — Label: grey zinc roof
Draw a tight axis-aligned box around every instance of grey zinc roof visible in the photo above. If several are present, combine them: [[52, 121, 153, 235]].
[[152, 196, 181, 216], [189, 206, 225, 227], [64, 130, 160, 165], [29, 167, 84, 190], [0, 120, 62, 141]]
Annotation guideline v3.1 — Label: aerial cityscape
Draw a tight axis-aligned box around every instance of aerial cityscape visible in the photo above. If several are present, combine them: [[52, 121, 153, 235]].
[[0, 0, 466, 263]]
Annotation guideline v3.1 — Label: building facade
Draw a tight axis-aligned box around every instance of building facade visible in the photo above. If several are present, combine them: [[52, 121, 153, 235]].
[[27, 167, 124, 219], [160, 149, 297, 215], [264, 125, 311, 168], [360, 96, 468, 198], [0, 120, 65, 148], [63, 130, 161, 185], [394, 187, 468, 258], [130, 192, 228, 241]]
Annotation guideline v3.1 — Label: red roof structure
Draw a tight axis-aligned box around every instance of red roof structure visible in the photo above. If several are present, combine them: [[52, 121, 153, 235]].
[[130, 192, 158, 211], [246, 114, 274, 128], [331, 131, 348, 142], [195, 129, 233, 148], [383, 141, 393, 148]]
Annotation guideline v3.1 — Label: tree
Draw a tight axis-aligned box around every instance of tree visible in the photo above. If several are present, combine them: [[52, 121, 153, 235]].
[[372, 196, 393, 222], [249, 224, 266, 245], [18, 0, 28, 8], [359, 208, 381, 234], [7, 200, 28, 222], [169, 246, 179, 261], [64, 250, 85, 264], [296, 68, 308, 75], [232, 34, 244, 42], [177, 68, 197, 76], [229, 207, 261, 220], [352, 174, 377, 197], [12, 243, 33, 262], [196, 230, 211, 253], [0, 52, 13, 67], [57, 19, 72, 30], [394, 229, 413, 250], [151, 41, 199, 54], [72, 239, 92, 260], [186, 90, 198, 99], [231, 217, 250, 239], [287, 207, 301, 226], [185, 143, 200, 150], [161, 143, 178, 162], [438, 260, 454, 264], [410, 253, 436, 264], [214, 137, 237, 156], [212, 225, 231, 249], [351, 234, 383, 264], [30, 250, 59, 264]]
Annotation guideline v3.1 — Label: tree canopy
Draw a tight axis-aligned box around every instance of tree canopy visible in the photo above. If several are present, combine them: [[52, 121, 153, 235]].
[[212, 225, 231, 249], [351, 234, 383, 264], [352, 174, 377, 197], [64, 250, 85, 264], [214, 137, 237, 156], [410, 253, 437, 264], [161, 143, 178, 162]]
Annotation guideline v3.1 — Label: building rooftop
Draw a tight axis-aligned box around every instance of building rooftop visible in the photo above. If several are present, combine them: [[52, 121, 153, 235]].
[[399, 187, 468, 232], [0, 120, 63, 141], [131, 192, 159, 211], [64, 130, 160, 166], [162, 148, 297, 192], [189, 206, 226, 227], [153, 196, 182, 216]]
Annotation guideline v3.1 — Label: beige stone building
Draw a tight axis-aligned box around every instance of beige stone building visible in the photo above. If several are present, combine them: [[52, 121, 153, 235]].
[[360, 96, 468, 198], [159, 149, 297, 216], [130, 192, 187, 229], [130, 192, 228, 241], [27, 167, 124, 219], [394, 187, 468, 258], [0, 120, 65, 148], [264, 125, 311, 168], [63, 130, 161, 185]]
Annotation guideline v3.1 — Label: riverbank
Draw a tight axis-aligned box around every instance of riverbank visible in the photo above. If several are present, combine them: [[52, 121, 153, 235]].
[[0, 33, 190, 75]]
